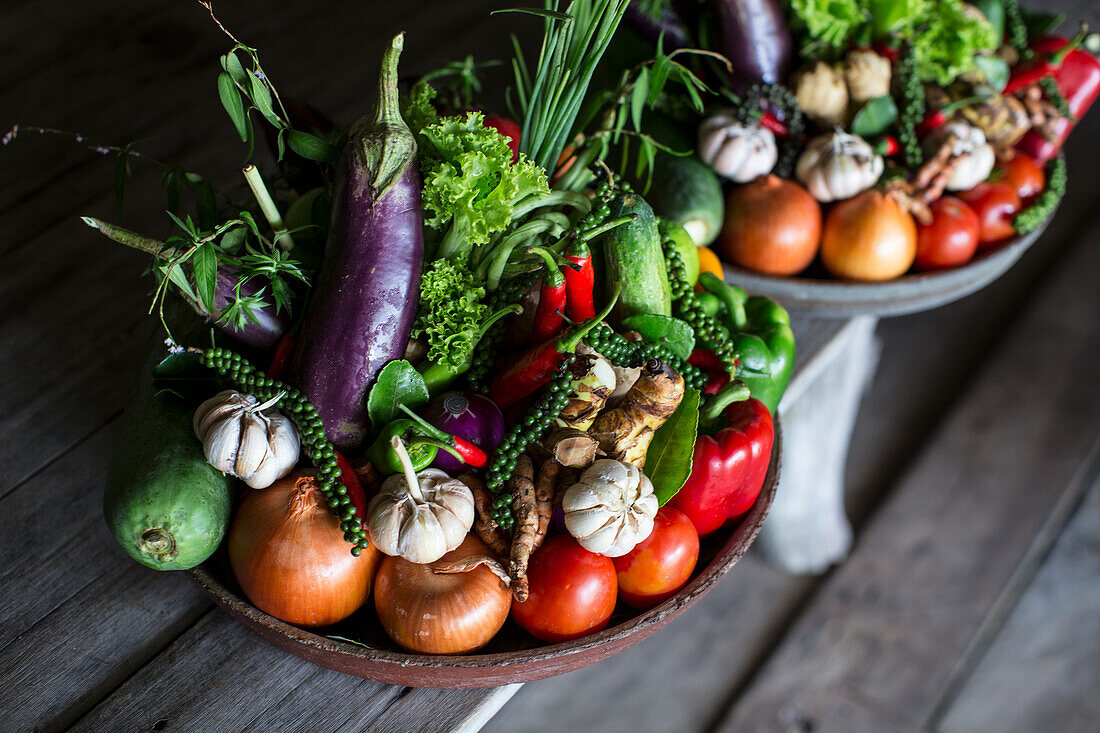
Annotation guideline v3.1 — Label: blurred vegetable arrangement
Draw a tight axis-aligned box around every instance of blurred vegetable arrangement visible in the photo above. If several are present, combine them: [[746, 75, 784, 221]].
[[58, 0, 793, 655], [625, 0, 1096, 280]]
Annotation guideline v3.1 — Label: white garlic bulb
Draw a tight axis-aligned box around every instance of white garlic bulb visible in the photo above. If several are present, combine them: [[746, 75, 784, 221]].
[[193, 390, 300, 489], [924, 121, 996, 192], [796, 130, 884, 202], [562, 459, 658, 557], [843, 50, 891, 104], [697, 111, 777, 182], [368, 436, 474, 564]]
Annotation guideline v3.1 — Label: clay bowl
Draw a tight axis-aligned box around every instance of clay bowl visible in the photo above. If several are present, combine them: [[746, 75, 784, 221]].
[[188, 422, 781, 689], [721, 197, 1057, 318]]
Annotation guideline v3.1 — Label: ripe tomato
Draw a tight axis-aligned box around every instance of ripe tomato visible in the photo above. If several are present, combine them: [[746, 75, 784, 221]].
[[914, 196, 981, 271], [1000, 152, 1045, 202], [511, 535, 617, 643], [958, 182, 1022, 247], [613, 507, 700, 609]]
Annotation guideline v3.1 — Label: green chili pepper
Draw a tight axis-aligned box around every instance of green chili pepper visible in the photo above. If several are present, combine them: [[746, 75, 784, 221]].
[[698, 272, 747, 330], [368, 419, 442, 475], [694, 291, 724, 319]]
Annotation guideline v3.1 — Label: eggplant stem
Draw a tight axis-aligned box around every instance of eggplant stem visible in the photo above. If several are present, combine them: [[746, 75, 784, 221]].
[[242, 165, 295, 252]]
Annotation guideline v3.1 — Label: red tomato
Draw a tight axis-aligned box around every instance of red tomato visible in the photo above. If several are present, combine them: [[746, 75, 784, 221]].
[[958, 182, 1022, 247], [613, 507, 700, 609], [511, 535, 617, 643], [914, 196, 981, 271], [1000, 153, 1045, 202], [483, 115, 521, 163]]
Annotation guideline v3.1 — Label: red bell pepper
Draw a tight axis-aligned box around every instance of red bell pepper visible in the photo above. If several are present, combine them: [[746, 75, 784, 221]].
[[483, 115, 521, 163], [669, 384, 774, 536], [1013, 30, 1100, 162]]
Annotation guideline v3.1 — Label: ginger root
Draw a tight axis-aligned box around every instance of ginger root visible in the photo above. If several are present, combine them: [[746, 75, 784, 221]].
[[588, 358, 685, 468], [509, 455, 556, 601], [459, 472, 510, 558], [543, 427, 600, 468]]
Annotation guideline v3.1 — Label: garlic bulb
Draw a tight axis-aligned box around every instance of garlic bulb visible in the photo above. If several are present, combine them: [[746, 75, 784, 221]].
[[697, 111, 777, 182], [796, 131, 884, 202], [562, 459, 658, 557], [792, 62, 849, 126], [923, 121, 996, 192], [368, 436, 474, 564], [843, 50, 891, 104], [193, 390, 300, 489]]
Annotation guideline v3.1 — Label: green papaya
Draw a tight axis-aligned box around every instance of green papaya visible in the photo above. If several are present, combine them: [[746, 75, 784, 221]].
[[104, 355, 232, 570]]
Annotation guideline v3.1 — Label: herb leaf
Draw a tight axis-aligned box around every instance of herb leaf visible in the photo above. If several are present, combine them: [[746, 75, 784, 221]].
[[218, 72, 249, 142], [367, 360, 430, 431], [644, 387, 700, 505]]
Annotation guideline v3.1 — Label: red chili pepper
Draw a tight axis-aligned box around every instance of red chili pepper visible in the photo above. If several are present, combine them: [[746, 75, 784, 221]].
[[759, 112, 788, 137], [334, 451, 367, 518], [1014, 30, 1100, 162], [668, 385, 774, 536], [876, 135, 900, 157], [917, 109, 948, 137], [395, 404, 489, 469], [688, 348, 730, 395], [491, 290, 619, 409], [266, 332, 298, 380], [528, 246, 567, 343], [563, 241, 596, 323], [1004, 27, 1094, 95], [872, 41, 900, 64], [483, 115, 521, 163]]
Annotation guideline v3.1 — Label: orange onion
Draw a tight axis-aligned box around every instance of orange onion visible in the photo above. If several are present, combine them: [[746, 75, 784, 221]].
[[717, 175, 822, 275], [821, 190, 917, 281], [374, 535, 511, 654], [228, 472, 380, 627]]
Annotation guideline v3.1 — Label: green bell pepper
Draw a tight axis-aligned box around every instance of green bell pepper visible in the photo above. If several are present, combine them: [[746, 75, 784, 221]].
[[698, 272, 795, 415], [367, 419, 439, 475]]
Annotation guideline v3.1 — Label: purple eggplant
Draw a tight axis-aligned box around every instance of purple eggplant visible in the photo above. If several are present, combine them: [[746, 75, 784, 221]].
[[80, 217, 287, 351], [212, 264, 288, 351], [710, 0, 792, 93], [291, 34, 423, 452], [623, 2, 692, 50]]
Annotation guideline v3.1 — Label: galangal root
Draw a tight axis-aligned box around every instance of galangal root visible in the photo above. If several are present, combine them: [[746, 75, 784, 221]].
[[459, 472, 510, 558], [509, 454, 557, 602], [588, 358, 685, 468]]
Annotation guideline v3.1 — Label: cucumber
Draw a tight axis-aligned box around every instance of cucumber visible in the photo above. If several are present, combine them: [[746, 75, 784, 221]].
[[104, 358, 232, 571], [658, 218, 700, 286], [643, 154, 724, 247], [597, 192, 672, 324]]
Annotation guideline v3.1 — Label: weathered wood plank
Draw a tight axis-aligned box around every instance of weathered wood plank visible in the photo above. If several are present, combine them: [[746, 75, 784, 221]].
[[937, 469, 1100, 733], [712, 215, 1100, 731], [0, 424, 212, 733]]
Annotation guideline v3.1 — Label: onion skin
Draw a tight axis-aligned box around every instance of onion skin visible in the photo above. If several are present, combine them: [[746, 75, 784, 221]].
[[374, 535, 511, 654], [228, 472, 380, 628], [821, 191, 917, 281], [422, 392, 505, 473], [717, 175, 822, 275]]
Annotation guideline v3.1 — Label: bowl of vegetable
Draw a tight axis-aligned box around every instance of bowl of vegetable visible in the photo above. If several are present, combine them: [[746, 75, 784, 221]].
[[185, 426, 779, 688], [621, 0, 1091, 317], [86, 2, 795, 691]]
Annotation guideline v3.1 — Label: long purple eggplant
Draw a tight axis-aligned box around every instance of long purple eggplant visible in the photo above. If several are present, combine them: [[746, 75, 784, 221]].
[[710, 0, 792, 93], [80, 217, 288, 351], [290, 34, 423, 451], [623, 2, 692, 50]]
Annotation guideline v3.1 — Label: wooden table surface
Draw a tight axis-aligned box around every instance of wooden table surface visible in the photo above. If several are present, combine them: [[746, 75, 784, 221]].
[[3, 1, 1098, 731]]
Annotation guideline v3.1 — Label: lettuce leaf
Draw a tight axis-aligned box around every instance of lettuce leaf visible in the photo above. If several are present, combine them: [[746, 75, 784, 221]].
[[418, 112, 549, 260], [411, 259, 487, 372]]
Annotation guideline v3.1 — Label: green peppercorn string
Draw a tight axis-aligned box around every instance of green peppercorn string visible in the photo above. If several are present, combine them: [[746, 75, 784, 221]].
[[1038, 76, 1074, 122], [895, 42, 925, 170], [1013, 156, 1066, 234], [1004, 0, 1031, 56], [191, 346, 368, 555]]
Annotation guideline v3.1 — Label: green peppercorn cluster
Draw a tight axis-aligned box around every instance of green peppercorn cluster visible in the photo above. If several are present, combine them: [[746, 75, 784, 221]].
[[1038, 76, 1074, 122], [467, 276, 532, 394], [661, 238, 739, 376], [1004, 0, 1031, 55], [196, 347, 368, 555], [895, 43, 926, 170], [585, 324, 707, 393], [484, 357, 577, 528], [1014, 156, 1066, 234], [736, 84, 805, 178]]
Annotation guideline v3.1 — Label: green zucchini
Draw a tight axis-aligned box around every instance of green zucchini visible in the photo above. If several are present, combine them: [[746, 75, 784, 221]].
[[597, 192, 672, 324], [104, 357, 232, 571], [643, 155, 724, 247]]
